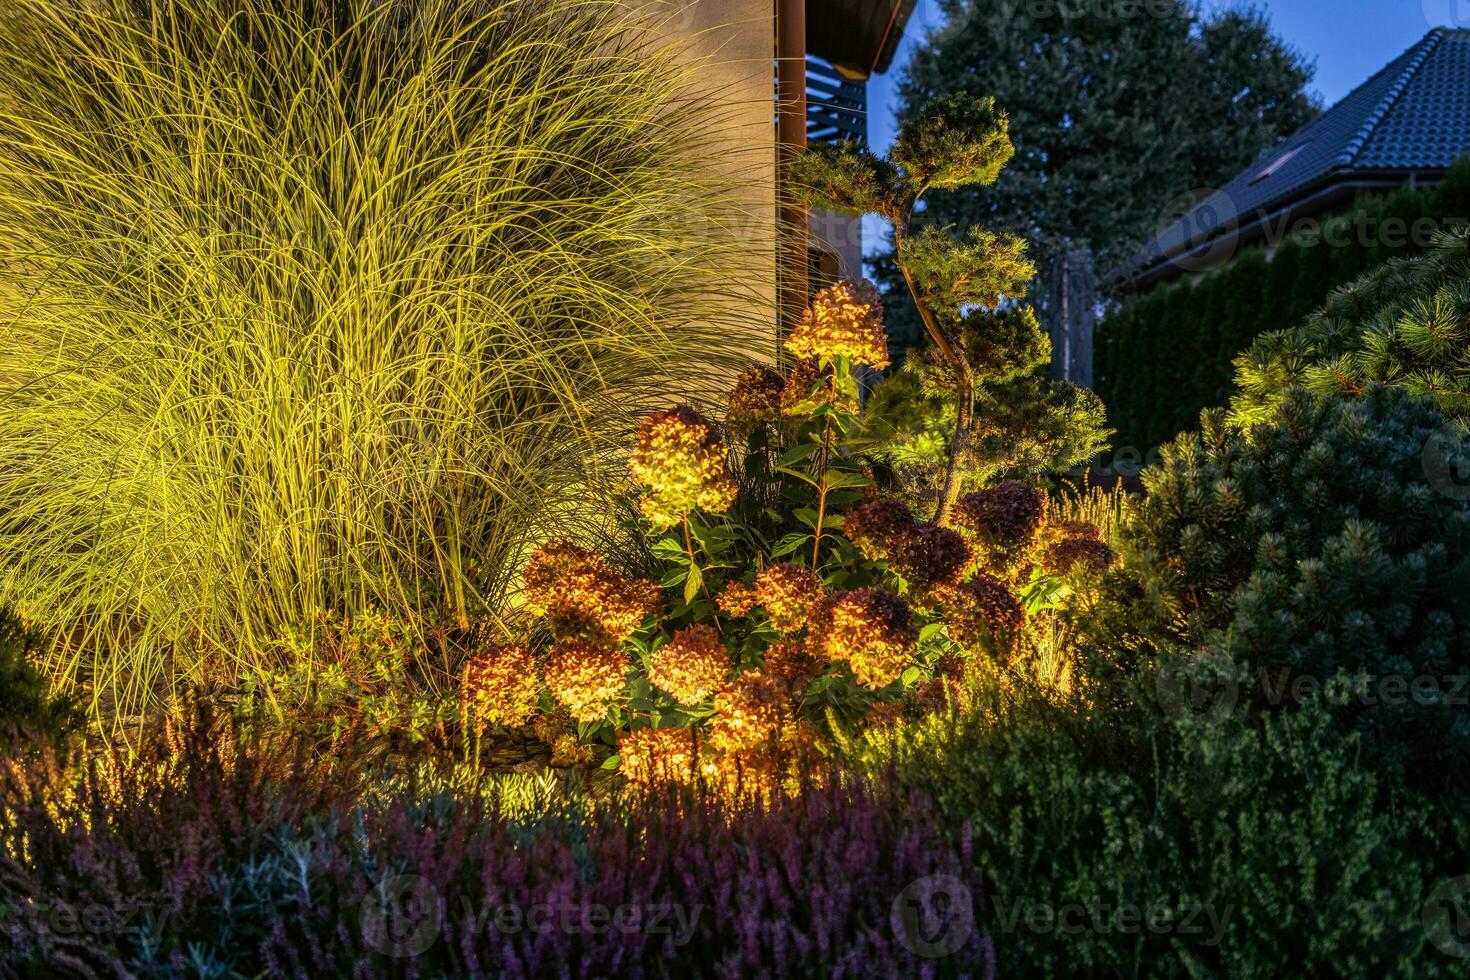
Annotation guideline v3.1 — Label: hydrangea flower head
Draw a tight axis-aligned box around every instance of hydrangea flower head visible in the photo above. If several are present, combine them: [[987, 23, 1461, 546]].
[[753, 562, 825, 633], [619, 726, 714, 786], [647, 624, 730, 705], [522, 539, 661, 645], [460, 645, 540, 731], [953, 480, 1046, 558], [717, 580, 758, 617], [726, 366, 786, 437], [785, 278, 889, 369], [628, 405, 738, 530], [940, 573, 1024, 651], [811, 587, 917, 688], [543, 642, 627, 722], [709, 672, 788, 751]]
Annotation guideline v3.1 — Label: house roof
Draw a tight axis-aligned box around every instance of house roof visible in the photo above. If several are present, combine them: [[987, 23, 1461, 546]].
[[806, 0, 917, 79], [1136, 27, 1470, 286]]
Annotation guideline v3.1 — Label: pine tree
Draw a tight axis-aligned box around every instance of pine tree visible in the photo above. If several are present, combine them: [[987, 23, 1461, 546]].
[[1091, 386, 1470, 804], [1232, 226, 1470, 426], [876, 1, 1318, 354], [791, 96, 1108, 521]]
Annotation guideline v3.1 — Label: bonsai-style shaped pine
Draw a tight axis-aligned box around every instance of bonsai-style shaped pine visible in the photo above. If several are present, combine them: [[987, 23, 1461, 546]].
[[790, 95, 1105, 524]]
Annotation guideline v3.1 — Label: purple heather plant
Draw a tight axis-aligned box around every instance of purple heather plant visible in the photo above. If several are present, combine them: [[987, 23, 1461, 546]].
[[0, 713, 995, 979]]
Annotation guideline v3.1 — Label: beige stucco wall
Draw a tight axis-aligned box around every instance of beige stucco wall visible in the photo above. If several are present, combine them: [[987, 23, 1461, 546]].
[[631, 0, 779, 360], [810, 207, 864, 281]]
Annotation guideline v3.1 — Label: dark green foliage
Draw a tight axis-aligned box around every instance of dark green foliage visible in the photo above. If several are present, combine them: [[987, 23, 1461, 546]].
[[1097, 160, 1470, 452], [0, 609, 77, 753], [888, 93, 1012, 192], [1093, 387, 1470, 804], [877, 1, 1318, 352], [1232, 224, 1470, 425], [789, 140, 901, 218], [872, 684, 1450, 977]]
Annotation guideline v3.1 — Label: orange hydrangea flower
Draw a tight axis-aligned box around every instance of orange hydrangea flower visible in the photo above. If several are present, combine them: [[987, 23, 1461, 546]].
[[543, 642, 627, 722], [785, 278, 889, 369], [628, 406, 738, 530], [460, 645, 540, 731], [647, 624, 730, 705]]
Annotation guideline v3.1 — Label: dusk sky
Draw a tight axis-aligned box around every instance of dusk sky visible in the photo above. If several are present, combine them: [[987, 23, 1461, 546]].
[[868, 0, 1470, 156]]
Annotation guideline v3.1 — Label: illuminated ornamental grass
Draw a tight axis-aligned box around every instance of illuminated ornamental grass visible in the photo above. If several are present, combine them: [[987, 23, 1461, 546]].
[[0, 0, 753, 715]]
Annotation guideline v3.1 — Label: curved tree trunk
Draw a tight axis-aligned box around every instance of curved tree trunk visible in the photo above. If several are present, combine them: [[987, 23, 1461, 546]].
[[893, 218, 973, 527]]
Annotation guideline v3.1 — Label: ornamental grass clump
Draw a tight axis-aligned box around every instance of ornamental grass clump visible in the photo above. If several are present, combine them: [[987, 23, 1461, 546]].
[[0, 0, 755, 716]]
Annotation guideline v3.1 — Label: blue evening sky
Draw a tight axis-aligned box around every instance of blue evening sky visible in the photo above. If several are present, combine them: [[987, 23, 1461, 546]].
[[865, 0, 1469, 192]]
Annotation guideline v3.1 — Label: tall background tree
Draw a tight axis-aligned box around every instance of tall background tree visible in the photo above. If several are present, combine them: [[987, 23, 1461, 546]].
[[877, 1, 1320, 367]]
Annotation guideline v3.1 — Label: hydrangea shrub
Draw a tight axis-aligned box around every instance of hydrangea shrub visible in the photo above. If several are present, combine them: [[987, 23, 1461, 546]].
[[460, 279, 1112, 788]]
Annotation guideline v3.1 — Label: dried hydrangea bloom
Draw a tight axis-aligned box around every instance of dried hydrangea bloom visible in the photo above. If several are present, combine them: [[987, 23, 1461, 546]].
[[1043, 534, 1115, 576], [460, 645, 540, 730], [761, 637, 820, 696], [887, 523, 971, 594], [628, 405, 738, 530], [753, 562, 825, 633], [522, 539, 661, 645], [953, 480, 1046, 557], [708, 672, 787, 751], [619, 726, 713, 786], [647, 624, 730, 705], [780, 357, 857, 416], [941, 573, 1024, 651], [811, 587, 917, 688], [726, 366, 786, 437], [543, 642, 627, 722], [843, 497, 916, 562], [717, 580, 758, 617], [785, 278, 890, 369]]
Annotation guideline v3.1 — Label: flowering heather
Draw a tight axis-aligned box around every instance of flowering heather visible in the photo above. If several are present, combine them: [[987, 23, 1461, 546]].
[[725, 365, 785, 436], [0, 713, 994, 978], [628, 405, 738, 530], [812, 588, 917, 688], [941, 573, 1024, 651], [709, 672, 788, 751], [618, 725, 712, 785], [461, 645, 540, 730], [716, 579, 757, 617], [786, 278, 890, 369], [543, 643, 627, 722], [647, 625, 730, 705], [1043, 534, 1116, 576], [753, 562, 825, 633], [953, 480, 1046, 558], [523, 539, 661, 645]]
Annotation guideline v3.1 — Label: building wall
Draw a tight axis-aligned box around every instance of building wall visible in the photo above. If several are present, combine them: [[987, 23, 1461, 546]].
[[631, 0, 779, 360], [809, 208, 864, 283]]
